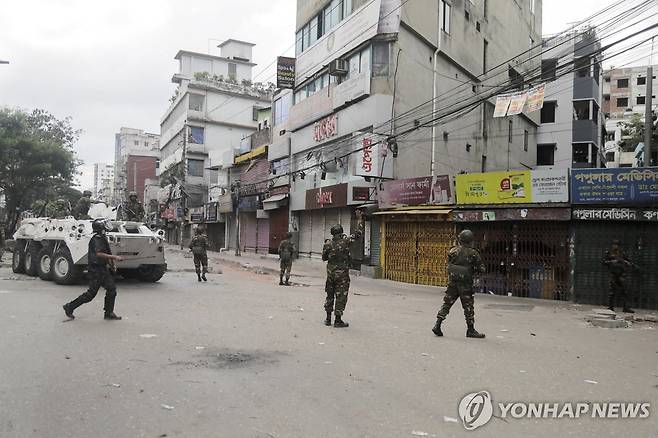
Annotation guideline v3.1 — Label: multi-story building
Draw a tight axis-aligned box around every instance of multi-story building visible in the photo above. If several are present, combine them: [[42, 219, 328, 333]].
[[536, 29, 604, 168], [93, 163, 115, 201], [287, 0, 542, 261], [114, 127, 160, 204], [602, 64, 657, 167], [158, 39, 272, 245]]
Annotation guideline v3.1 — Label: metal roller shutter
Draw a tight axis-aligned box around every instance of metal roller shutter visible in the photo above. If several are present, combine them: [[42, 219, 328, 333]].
[[311, 209, 326, 256], [298, 211, 313, 257], [256, 218, 269, 254], [370, 217, 382, 266]]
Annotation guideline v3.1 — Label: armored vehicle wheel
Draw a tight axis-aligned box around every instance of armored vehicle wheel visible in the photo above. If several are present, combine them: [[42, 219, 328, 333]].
[[24, 243, 40, 277], [37, 247, 54, 281], [137, 264, 167, 283], [12, 242, 25, 274], [118, 269, 139, 279], [51, 248, 82, 285]]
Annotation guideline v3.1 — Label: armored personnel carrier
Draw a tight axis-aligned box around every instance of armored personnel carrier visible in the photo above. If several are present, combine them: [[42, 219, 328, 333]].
[[11, 204, 167, 284]]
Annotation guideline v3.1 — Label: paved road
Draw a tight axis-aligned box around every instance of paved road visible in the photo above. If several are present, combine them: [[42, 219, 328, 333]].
[[0, 251, 657, 438]]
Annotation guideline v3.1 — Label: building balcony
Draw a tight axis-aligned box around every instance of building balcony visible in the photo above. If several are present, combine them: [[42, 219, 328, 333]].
[[572, 119, 598, 145], [573, 76, 600, 101]]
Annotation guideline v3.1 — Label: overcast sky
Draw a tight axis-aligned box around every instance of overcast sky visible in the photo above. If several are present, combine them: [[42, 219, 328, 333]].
[[0, 0, 653, 190]]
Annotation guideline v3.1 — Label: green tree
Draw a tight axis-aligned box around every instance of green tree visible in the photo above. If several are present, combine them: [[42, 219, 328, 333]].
[[618, 113, 658, 153], [0, 108, 81, 235]]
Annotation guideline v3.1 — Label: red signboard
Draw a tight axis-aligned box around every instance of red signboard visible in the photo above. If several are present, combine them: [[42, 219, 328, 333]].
[[305, 183, 348, 209], [313, 114, 338, 142]]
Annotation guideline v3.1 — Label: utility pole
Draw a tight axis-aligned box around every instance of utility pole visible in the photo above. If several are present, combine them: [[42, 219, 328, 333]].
[[179, 123, 188, 250], [234, 180, 241, 257], [645, 39, 655, 167]]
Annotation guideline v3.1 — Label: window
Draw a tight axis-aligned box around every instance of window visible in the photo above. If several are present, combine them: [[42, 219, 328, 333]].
[[310, 16, 319, 46], [523, 130, 529, 152], [440, 1, 451, 34], [189, 126, 204, 144], [541, 101, 556, 123], [303, 24, 311, 51], [134, 140, 139, 146], [476, 21, 481, 32], [508, 120, 513, 143], [295, 30, 303, 55], [372, 42, 390, 77], [189, 94, 204, 111], [541, 59, 557, 81], [343, 0, 353, 17], [575, 57, 590, 78], [273, 94, 291, 126], [572, 143, 589, 165], [637, 76, 646, 85], [187, 159, 204, 177], [616, 97, 628, 108], [228, 63, 237, 80], [483, 39, 488, 74], [252, 107, 260, 121], [360, 46, 371, 75], [537, 144, 555, 166], [604, 76, 610, 82], [573, 101, 590, 120], [617, 78, 629, 88], [330, 0, 342, 31]]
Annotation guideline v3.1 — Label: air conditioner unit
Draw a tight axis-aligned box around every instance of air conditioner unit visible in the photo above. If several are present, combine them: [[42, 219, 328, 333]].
[[329, 59, 349, 76]]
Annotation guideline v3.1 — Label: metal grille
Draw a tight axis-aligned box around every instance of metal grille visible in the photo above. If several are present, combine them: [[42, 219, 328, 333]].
[[461, 222, 570, 300], [384, 221, 452, 286], [370, 217, 382, 267], [574, 222, 658, 310]]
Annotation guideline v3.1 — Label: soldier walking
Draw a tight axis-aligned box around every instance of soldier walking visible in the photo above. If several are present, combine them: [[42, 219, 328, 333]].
[[322, 214, 363, 328], [432, 229, 486, 339], [189, 226, 209, 282], [278, 232, 295, 286], [62, 218, 123, 320], [603, 239, 635, 313]]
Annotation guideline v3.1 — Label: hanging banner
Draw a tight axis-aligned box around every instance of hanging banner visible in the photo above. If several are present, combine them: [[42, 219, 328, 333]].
[[506, 92, 528, 116], [525, 83, 545, 113], [378, 175, 454, 208], [456, 169, 568, 204], [355, 136, 380, 178], [493, 93, 513, 117], [276, 57, 296, 89], [571, 167, 658, 205]]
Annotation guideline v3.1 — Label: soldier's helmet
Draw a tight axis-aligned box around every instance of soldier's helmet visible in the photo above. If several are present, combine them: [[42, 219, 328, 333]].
[[195, 226, 205, 235], [128, 191, 138, 200], [82, 190, 92, 197], [56, 198, 67, 206], [330, 224, 344, 236], [286, 232, 293, 239], [458, 229, 474, 245], [92, 218, 112, 234]]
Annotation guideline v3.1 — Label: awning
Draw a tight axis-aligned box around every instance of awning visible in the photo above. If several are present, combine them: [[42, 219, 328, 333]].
[[262, 193, 289, 211], [234, 145, 267, 164], [373, 209, 452, 216]]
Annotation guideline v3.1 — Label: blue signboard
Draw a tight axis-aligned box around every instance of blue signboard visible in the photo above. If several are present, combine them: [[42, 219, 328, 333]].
[[571, 167, 658, 205]]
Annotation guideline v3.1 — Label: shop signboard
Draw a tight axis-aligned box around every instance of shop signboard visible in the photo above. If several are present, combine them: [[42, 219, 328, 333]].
[[572, 207, 658, 221], [571, 167, 658, 205], [276, 56, 295, 89], [378, 175, 453, 209], [453, 208, 571, 222], [305, 183, 348, 210], [206, 202, 218, 222]]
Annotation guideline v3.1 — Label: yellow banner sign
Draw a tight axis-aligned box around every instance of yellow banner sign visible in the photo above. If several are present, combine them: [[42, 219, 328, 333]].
[[456, 171, 532, 204]]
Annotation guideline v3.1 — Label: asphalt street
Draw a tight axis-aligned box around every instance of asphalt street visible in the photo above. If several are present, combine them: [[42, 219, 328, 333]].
[[0, 250, 657, 438]]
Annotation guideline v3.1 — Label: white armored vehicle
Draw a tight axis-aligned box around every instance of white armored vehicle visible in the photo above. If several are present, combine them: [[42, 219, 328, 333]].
[[11, 204, 167, 284]]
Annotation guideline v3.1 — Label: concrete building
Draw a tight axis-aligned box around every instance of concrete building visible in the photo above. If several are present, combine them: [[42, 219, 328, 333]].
[[93, 163, 115, 202], [158, 39, 272, 246], [536, 29, 604, 169], [114, 127, 160, 204], [287, 0, 542, 261]]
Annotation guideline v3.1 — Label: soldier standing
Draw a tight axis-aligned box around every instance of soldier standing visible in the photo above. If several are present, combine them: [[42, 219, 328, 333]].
[[51, 198, 71, 218], [278, 232, 295, 286], [62, 218, 123, 320], [189, 227, 209, 282], [603, 239, 635, 313], [432, 229, 486, 339], [124, 191, 145, 222], [322, 214, 363, 328], [72, 190, 99, 220]]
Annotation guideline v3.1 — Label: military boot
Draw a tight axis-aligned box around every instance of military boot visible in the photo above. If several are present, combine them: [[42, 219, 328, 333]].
[[197, 272, 202, 282], [334, 314, 349, 328], [63, 304, 75, 320], [324, 311, 332, 326], [201, 272, 207, 282], [608, 296, 615, 312], [432, 319, 443, 336], [104, 312, 122, 320], [279, 275, 284, 286], [284, 277, 291, 286], [466, 324, 485, 338]]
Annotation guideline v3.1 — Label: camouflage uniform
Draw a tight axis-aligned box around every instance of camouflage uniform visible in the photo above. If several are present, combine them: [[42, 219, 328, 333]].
[[322, 219, 363, 327], [603, 241, 635, 313], [51, 199, 71, 218], [189, 230, 209, 282], [278, 233, 295, 286], [72, 190, 95, 220], [433, 230, 486, 338], [124, 193, 145, 222]]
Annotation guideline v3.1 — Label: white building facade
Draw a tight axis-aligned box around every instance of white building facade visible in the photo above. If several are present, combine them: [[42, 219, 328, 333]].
[[93, 163, 115, 201], [113, 127, 160, 204]]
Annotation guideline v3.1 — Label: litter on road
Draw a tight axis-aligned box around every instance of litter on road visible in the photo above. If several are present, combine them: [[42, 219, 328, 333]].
[[139, 334, 158, 338], [584, 379, 598, 385], [443, 416, 459, 423], [411, 431, 429, 437], [161, 404, 175, 410]]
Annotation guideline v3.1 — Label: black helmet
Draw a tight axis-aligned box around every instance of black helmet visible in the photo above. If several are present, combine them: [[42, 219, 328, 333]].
[[330, 224, 343, 236], [458, 229, 474, 245], [82, 190, 92, 197], [195, 226, 205, 235], [92, 218, 112, 234]]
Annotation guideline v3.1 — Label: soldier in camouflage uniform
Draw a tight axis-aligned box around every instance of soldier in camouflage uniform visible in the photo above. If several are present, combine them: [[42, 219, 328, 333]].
[[63, 218, 123, 320], [189, 226, 209, 282], [322, 214, 363, 328], [432, 229, 486, 339], [603, 239, 636, 313], [72, 190, 99, 220], [51, 198, 71, 219], [123, 191, 145, 222], [278, 232, 295, 286]]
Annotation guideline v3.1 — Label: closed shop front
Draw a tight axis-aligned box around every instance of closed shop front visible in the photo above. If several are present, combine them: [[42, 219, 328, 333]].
[[454, 208, 572, 300], [572, 208, 658, 309], [298, 207, 353, 258], [379, 211, 454, 287], [239, 212, 258, 252], [256, 216, 270, 253]]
